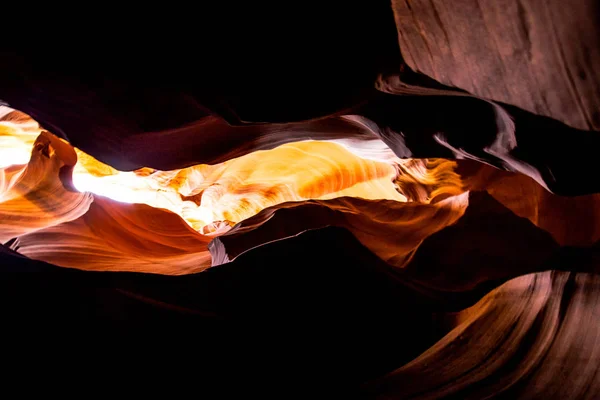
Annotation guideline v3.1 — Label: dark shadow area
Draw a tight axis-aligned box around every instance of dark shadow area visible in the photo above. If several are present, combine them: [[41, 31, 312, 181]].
[[1, 227, 457, 396]]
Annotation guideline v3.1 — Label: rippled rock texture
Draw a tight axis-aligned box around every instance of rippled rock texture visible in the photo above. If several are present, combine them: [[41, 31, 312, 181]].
[[1, 1, 599, 397]]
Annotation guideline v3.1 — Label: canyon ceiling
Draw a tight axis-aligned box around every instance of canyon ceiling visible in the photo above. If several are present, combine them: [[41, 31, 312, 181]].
[[1, 1, 599, 398]]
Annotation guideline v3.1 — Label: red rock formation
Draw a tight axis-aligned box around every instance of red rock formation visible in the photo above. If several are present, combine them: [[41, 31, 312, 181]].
[[0, 2, 599, 397]]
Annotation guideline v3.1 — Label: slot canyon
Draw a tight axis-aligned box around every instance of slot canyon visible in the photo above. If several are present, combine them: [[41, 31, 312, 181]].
[[1, 1, 599, 398]]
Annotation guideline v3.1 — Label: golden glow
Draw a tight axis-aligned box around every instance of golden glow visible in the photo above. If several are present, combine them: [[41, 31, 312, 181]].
[[2, 107, 597, 278], [1, 108, 408, 234], [0, 107, 471, 275], [69, 140, 406, 232], [0, 106, 39, 168]]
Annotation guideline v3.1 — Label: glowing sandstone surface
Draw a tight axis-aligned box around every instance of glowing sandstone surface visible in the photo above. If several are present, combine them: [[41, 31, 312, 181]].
[[0, 107, 466, 273], [1, 106, 597, 278], [1, 106, 408, 232]]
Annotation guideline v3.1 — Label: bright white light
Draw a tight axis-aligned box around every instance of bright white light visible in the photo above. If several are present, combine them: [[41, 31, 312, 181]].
[[71, 172, 152, 204], [0, 149, 31, 169], [71, 170, 215, 230]]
